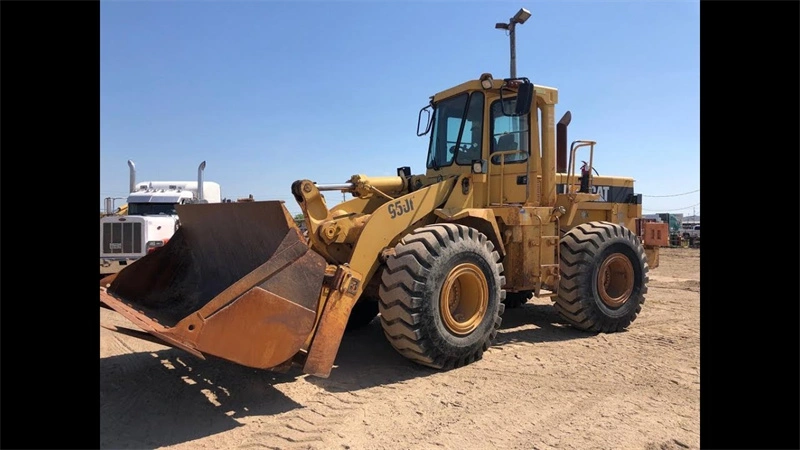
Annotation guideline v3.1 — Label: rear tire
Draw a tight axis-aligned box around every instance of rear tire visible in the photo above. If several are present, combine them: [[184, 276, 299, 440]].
[[553, 221, 648, 332], [379, 223, 505, 369]]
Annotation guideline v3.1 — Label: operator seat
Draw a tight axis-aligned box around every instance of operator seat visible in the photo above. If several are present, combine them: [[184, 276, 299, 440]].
[[497, 133, 518, 151], [492, 133, 519, 163]]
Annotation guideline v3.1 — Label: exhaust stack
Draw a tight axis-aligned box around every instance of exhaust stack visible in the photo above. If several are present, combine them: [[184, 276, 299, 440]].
[[128, 160, 136, 193], [556, 111, 571, 173], [197, 161, 207, 203]]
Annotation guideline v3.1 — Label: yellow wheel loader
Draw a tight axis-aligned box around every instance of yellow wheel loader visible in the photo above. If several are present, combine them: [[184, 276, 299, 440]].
[[100, 73, 661, 378]]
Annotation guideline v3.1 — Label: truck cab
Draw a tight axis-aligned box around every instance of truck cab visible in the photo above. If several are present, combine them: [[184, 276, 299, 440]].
[[100, 161, 221, 277]]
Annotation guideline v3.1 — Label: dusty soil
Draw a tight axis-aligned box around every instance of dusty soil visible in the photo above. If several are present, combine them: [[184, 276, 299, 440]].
[[100, 247, 700, 450]]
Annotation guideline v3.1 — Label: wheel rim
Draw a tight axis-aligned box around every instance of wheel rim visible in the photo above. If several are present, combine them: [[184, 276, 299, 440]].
[[597, 253, 635, 308], [439, 263, 488, 335]]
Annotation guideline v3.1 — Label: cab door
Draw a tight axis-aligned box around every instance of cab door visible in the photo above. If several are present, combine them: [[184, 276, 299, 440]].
[[487, 99, 532, 205]]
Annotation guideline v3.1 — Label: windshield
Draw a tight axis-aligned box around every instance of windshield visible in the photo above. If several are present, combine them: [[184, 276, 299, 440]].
[[127, 202, 177, 216], [426, 91, 485, 169]]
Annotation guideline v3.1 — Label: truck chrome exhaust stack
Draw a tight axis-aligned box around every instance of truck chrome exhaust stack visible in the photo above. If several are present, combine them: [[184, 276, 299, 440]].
[[128, 160, 136, 193], [197, 161, 206, 203]]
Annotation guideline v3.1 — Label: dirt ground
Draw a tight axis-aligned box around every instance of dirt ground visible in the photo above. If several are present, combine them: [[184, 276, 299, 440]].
[[100, 247, 700, 450]]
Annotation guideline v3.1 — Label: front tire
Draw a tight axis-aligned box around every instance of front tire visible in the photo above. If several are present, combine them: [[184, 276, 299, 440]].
[[378, 224, 505, 369], [553, 221, 648, 332]]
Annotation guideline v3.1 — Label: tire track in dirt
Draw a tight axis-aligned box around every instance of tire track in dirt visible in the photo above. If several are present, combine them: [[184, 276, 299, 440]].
[[303, 340, 693, 449], [449, 361, 697, 449], [241, 381, 424, 449], [457, 317, 699, 448], [252, 398, 350, 446], [394, 370, 617, 449]]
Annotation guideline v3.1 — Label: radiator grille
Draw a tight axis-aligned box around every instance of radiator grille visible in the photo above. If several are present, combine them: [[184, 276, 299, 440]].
[[102, 222, 142, 254]]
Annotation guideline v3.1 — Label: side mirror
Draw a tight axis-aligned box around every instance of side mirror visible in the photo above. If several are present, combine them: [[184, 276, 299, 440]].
[[500, 78, 534, 117], [417, 104, 433, 136], [515, 82, 534, 115]]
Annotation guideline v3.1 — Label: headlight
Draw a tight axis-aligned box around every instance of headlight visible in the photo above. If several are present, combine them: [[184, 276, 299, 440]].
[[480, 73, 494, 90], [146, 239, 169, 254]]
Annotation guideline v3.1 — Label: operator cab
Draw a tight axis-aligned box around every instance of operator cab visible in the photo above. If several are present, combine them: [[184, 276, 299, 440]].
[[420, 74, 533, 173], [417, 73, 545, 205]]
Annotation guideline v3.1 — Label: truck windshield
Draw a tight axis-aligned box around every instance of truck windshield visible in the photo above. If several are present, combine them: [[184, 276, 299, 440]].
[[128, 203, 177, 215]]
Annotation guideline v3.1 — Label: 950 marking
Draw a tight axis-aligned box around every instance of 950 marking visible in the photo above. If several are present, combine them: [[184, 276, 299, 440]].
[[387, 198, 415, 219]]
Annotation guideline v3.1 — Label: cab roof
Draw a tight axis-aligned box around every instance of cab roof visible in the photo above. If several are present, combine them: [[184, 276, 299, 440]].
[[431, 73, 558, 104]]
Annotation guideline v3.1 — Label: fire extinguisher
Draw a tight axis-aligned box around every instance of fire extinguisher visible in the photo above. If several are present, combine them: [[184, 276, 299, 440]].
[[579, 160, 590, 193]]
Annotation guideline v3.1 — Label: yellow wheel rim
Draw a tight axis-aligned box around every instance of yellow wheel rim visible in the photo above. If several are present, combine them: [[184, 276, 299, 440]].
[[597, 253, 634, 308], [439, 263, 488, 335]]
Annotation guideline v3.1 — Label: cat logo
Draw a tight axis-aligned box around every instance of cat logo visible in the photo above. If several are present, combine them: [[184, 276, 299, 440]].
[[591, 185, 610, 202]]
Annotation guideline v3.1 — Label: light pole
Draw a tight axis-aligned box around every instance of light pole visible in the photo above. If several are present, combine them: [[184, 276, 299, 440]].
[[495, 8, 531, 79]]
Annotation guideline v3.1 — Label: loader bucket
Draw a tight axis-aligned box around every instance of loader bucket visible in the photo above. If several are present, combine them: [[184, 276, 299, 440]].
[[99, 201, 328, 370]]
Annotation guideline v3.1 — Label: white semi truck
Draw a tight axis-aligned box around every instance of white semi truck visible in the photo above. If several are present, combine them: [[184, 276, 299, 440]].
[[100, 160, 222, 277]]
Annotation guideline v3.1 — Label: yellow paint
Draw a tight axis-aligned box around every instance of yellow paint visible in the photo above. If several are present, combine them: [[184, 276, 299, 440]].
[[348, 177, 457, 290]]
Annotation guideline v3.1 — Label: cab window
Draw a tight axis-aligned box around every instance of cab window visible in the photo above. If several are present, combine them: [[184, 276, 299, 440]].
[[489, 99, 530, 165], [426, 92, 485, 169]]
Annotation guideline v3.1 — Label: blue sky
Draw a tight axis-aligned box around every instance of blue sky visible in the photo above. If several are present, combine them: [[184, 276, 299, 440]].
[[100, 0, 700, 218]]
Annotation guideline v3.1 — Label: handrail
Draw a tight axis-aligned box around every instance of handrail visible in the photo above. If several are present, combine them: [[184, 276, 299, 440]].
[[565, 140, 596, 198]]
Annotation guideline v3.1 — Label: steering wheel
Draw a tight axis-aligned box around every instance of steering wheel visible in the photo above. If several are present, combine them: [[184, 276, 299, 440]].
[[449, 144, 471, 155]]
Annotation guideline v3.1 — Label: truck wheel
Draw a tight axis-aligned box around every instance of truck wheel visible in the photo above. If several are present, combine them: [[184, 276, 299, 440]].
[[345, 299, 379, 331], [379, 223, 505, 370], [503, 290, 532, 308], [553, 221, 648, 332]]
